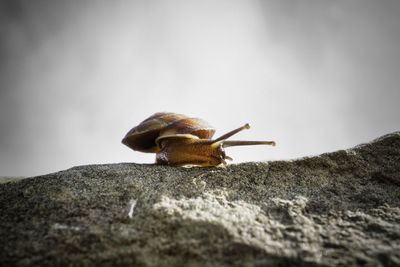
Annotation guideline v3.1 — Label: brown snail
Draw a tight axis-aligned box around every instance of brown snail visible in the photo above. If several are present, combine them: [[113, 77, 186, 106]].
[[122, 112, 276, 167]]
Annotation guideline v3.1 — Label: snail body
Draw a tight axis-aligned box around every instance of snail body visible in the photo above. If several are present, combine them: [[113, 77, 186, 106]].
[[122, 112, 276, 167]]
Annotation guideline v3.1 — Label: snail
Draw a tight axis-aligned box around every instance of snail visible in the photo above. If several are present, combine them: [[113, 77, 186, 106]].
[[122, 112, 276, 167]]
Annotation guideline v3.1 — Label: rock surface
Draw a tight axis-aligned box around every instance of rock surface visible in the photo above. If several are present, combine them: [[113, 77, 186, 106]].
[[1, 133, 400, 267]]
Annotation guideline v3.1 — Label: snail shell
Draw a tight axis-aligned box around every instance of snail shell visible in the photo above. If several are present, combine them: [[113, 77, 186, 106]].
[[122, 112, 215, 153]]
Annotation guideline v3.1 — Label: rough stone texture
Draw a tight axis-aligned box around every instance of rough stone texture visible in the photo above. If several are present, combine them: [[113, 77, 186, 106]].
[[0, 177, 25, 184], [1, 133, 400, 267]]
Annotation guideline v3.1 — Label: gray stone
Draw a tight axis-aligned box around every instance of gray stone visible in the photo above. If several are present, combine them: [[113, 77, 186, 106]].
[[1, 132, 400, 267], [0, 177, 25, 184]]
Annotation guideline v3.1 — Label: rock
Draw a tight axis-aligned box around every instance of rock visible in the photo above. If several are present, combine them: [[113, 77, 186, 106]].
[[0, 177, 25, 184], [1, 132, 400, 267]]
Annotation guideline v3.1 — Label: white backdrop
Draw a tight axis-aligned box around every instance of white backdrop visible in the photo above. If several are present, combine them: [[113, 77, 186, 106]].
[[1, 0, 399, 176]]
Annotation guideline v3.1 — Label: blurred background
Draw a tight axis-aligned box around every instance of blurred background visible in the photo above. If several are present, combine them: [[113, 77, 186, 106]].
[[1, 0, 399, 177]]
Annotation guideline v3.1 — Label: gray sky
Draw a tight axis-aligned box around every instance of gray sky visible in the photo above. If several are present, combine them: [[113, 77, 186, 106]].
[[1, 0, 399, 176]]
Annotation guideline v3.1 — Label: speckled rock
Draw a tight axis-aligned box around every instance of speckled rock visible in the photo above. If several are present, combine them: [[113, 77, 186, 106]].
[[1, 133, 400, 267]]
